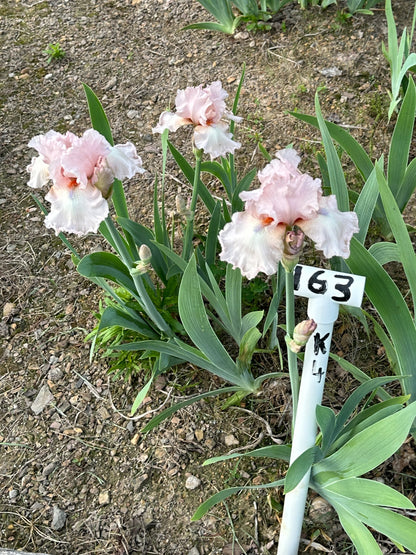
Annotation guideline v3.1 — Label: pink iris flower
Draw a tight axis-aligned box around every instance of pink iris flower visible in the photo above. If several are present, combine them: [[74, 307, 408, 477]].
[[152, 80, 241, 159], [27, 129, 144, 236], [219, 148, 359, 279]]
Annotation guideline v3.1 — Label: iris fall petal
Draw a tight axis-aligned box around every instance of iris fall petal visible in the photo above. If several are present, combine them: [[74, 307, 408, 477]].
[[219, 208, 285, 279], [45, 182, 109, 236], [194, 122, 241, 160]]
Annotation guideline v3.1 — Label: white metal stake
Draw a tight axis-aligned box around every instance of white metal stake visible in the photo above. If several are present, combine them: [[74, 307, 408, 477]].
[[277, 265, 365, 555]]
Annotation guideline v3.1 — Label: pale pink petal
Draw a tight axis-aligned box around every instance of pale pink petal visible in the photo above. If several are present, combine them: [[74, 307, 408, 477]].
[[276, 148, 301, 170], [260, 173, 321, 225], [194, 122, 240, 160], [219, 207, 285, 279], [27, 156, 50, 188], [61, 129, 111, 187], [106, 142, 145, 180], [258, 149, 301, 189], [298, 195, 359, 259], [152, 111, 190, 134], [225, 109, 243, 123], [203, 81, 227, 124], [28, 130, 76, 164], [249, 151, 321, 225], [175, 85, 213, 126], [44, 182, 109, 236]]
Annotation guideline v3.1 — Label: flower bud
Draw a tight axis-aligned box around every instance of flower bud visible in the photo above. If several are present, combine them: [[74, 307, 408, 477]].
[[288, 339, 302, 354], [139, 244, 152, 263], [282, 228, 305, 273], [289, 319, 317, 353], [131, 244, 152, 276]]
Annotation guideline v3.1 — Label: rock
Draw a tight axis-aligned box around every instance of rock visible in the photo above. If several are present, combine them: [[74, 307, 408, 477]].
[[97, 406, 111, 420], [185, 475, 201, 490], [103, 76, 117, 90], [30, 385, 54, 415], [8, 489, 18, 499], [224, 434, 239, 447], [2, 302, 16, 319], [48, 366, 63, 381], [308, 496, 333, 522], [194, 429, 204, 441], [188, 548, 200, 555], [42, 462, 56, 477], [127, 110, 139, 119], [51, 505, 67, 530], [98, 490, 110, 505], [234, 31, 249, 40], [204, 438, 216, 450], [319, 66, 342, 77]]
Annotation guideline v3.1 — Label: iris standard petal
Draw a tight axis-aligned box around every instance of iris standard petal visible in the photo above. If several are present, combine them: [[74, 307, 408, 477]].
[[61, 129, 111, 187]]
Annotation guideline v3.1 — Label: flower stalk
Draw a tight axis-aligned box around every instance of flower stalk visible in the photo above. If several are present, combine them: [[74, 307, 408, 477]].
[[285, 268, 299, 428], [182, 149, 203, 260]]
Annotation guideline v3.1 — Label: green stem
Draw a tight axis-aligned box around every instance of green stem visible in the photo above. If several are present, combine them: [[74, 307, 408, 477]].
[[105, 217, 171, 335], [111, 179, 138, 261], [285, 269, 299, 431], [105, 216, 133, 268], [182, 150, 203, 260], [130, 272, 173, 337]]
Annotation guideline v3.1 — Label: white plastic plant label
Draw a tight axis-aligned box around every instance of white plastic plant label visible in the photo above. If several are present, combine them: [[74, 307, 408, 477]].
[[293, 264, 366, 308]]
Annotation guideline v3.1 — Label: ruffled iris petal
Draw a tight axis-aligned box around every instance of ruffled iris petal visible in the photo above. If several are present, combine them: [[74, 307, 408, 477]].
[[152, 112, 190, 134], [44, 182, 109, 236], [299, 195, 359, 259], [27, 156, 50, 188], [61, 129, 111, 187], [106, 142, 145, 180], [194, 122, 241, 160], [152, 81, 240, 159], [219, 208, 285, 279], [254, 150, 322, 224], [173, 81, 227, 126]]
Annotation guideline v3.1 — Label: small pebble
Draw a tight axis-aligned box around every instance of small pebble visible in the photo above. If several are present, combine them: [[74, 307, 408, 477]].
[[3, 302, 16, 319], [98, 491, 110, 505], [42, 462, 56, 477], [31, 385, 54, 415], [224, 434, 239, 447], [8, 489, 18, 500], [51, 505, 67, 530], [48, 367, 63, 381], [185, 475, 201, 490]]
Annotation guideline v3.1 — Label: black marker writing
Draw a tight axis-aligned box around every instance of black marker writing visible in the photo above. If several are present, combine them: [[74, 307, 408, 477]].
[[293, 265, 302, 291], [312, 360, 325, 383], [308, 270, 328, 295], [314, 332, 329, 355], [332, 274, 354, 302]]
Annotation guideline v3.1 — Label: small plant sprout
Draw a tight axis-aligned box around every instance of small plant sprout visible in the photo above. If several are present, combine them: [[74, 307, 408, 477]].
[[43, 42, 65, 64]]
